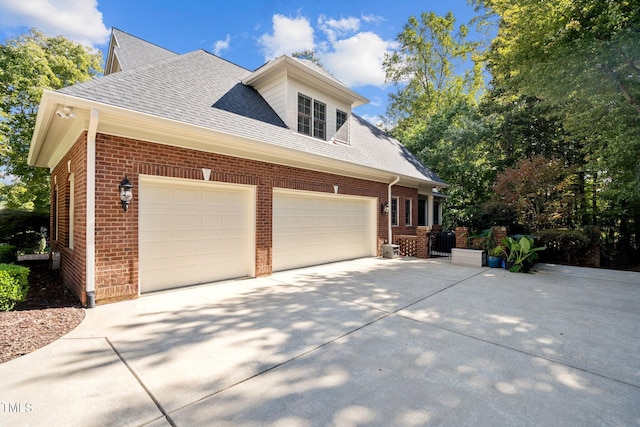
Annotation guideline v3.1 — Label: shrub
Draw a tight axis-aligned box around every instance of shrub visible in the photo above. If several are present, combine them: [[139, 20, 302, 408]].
[[0, 244, 17, 263], [0, 263, 30, 311], [0, 210, 49, 254], [502, 235, 546, 272], [537, 228, 592, 264], [12, 230, 47, 254]]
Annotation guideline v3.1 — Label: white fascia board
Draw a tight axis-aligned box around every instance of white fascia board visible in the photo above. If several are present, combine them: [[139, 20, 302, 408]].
[[28, 92, 56, 167], [31, 92, 442, 188], [29, 91, 93, 169]]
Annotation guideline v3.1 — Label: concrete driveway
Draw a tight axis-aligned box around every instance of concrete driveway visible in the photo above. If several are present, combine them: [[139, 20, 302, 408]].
[[1, 258, 639, 426]]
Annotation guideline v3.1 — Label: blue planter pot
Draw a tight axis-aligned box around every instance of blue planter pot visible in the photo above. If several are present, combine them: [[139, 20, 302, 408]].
[[487, 256, 502, 268], [502, 259, 515, 270]]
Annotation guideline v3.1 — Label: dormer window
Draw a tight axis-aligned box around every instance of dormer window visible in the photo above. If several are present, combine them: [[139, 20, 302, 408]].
[[297, 94, 311, 135], [298, 93, 326, 140], [336, 110, 347, 131], [313, 100, 326, 140], [244, 56, 369, 143]]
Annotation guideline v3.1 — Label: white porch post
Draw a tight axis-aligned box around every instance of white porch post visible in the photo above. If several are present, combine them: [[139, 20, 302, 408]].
[[427, 194, 434, 227], [388, 176, 400, 244], [437, 201, 443, 225]]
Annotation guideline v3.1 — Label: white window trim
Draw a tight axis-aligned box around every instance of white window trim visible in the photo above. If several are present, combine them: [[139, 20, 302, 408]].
[[313, 99, 326, 140], [405, 198, 412, 226], [391, 197, 399, 227], [336, 109, 347, 131], [298, 92, 327, 141], [297, 93, 312, 136]]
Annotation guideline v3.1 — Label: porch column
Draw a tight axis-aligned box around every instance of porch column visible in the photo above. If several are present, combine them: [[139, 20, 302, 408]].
[[427, 194, 434, 227], [437, 201, 443, 225]]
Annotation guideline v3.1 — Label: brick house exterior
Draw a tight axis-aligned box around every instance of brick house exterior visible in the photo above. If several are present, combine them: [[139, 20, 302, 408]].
[[30, 29, 446, 305]]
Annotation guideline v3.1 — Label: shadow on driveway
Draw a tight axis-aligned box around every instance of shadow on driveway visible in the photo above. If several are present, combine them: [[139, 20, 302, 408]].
[[1, 258, 638, 426]]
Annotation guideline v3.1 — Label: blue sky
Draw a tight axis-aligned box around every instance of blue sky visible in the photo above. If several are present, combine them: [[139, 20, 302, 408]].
[[0, 0, 483, 123]]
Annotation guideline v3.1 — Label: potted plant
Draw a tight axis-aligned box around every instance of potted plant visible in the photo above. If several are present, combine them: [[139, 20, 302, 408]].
[[487, 245, 504, 268], [501, 235, 546, 272]]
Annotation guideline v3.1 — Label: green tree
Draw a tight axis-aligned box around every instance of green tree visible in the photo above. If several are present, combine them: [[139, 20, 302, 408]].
[[491, 156, 579, 232], [477, 0, 640, 256], [382, 11, 494, 228], [292, 50, 324, 69], [0, 29, 102, 212], [383, 11, 483, 137], [402, 98, 497, 229]]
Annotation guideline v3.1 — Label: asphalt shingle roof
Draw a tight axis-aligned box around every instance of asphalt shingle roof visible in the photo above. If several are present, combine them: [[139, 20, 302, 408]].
[[110, 28, 177, 71], [60, 32, 445, 185]]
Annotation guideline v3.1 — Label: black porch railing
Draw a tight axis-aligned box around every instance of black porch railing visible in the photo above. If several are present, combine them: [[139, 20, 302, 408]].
[[429, 230, 455, 259]]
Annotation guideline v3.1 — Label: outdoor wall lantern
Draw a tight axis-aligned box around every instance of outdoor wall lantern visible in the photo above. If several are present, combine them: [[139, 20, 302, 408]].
[[381, 202, 390, 215], [119, 176, 133, 212]]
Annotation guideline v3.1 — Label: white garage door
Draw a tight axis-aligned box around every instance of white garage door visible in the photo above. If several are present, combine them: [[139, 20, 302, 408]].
[[139, 176, 254, 293], [273, 189, 376, 271]]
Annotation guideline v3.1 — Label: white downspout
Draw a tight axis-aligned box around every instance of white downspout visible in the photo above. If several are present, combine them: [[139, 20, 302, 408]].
[[388, 175, 400, 245], [86, 109, 98, 308]]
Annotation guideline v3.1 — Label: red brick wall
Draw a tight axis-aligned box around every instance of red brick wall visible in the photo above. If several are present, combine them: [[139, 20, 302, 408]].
[[76, 133, 421, 303], [455, 227, 469, 249], [416, 227, 428, 258], [455, 226, 507, 250], [50, 134, 88, 305], [493, 227, 507, 248]]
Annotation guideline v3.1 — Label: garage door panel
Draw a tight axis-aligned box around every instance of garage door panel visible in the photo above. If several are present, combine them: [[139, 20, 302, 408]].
[[141, 242, 174, 259], [144, 214, 174, 231], [225, 215, 247, 230], [202, 190, 223, 205], [225, 191, 248, 205], [174, 215, 200, 231], [273, 190, 375, 272], [202, 214, 224, 230], [174, 187, 198, 203], [140, 177, 254, 293]]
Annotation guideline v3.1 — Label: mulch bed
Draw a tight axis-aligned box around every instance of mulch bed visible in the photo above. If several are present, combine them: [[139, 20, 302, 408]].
[[0, 261, 84, 364]]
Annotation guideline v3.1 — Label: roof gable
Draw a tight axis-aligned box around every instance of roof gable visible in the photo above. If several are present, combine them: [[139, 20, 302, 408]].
[[105, 28, 177, 75], [61, 49, 285, 129]]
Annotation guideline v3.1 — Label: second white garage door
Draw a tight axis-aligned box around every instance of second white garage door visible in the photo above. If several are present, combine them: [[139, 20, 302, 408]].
[[139, 176, 255, 293], [273, 189, 376, 271]]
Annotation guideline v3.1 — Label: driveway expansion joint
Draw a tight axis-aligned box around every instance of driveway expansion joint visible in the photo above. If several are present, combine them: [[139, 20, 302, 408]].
[[104, 337, 177, 427]]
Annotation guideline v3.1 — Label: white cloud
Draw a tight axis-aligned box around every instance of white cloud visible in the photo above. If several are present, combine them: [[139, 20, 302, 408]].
[[258, 14, 314, 60], [318, 15, 360, 44], [368, 96, 384, 107], [213, 34, 231, 56], [0, 0, 109, 47], [320, 32, 393, 88], [361, 14, 385, 25], [258, 13, 393, 88], [357, 113, 384, 128]]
